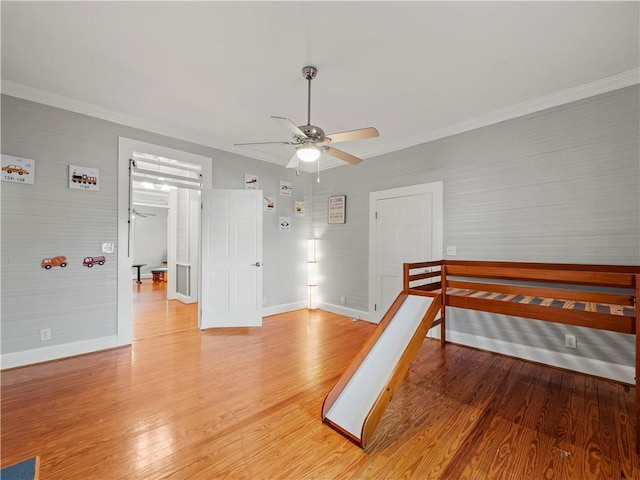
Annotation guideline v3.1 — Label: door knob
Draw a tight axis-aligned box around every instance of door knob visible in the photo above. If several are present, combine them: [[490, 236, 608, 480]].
[[252, 262, 262, 267]]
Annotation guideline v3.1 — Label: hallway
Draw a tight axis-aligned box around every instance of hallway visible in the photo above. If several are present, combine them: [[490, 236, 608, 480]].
[[132, 280, 198, 341]]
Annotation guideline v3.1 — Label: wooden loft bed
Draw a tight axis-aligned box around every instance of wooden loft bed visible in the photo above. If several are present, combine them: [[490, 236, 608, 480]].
[[404, 259, 640, 453]]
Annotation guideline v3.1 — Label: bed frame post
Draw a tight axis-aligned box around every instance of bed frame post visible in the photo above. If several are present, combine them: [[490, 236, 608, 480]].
[[440, 260, 447, 347], [403, 263, 409, 292]]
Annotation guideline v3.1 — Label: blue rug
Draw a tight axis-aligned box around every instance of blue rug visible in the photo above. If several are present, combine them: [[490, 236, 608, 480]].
[[1, 457, 38, 480]]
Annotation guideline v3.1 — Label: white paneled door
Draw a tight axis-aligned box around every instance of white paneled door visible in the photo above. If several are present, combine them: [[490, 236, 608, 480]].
[[200, 189, 263, 328], [374, 194, 432, 323], [369, 182, 443, 324]]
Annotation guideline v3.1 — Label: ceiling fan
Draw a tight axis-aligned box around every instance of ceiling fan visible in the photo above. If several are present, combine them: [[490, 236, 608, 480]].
[[235, 66, 379, 171]]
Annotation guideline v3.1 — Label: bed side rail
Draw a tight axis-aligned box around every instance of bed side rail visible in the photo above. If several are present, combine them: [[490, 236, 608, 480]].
[[444, 260, 638, 288]]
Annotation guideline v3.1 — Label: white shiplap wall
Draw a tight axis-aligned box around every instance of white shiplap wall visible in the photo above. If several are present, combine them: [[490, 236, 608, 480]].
[[1, 100, 119, 355], [1, 94, 313, 364], [1, 86, 637, 374], [313, 85, 639, 381]]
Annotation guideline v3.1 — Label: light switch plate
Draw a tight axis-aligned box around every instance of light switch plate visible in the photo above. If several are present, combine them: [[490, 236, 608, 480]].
[[102, 242, 115, 254], [446, 246, 457, 256]]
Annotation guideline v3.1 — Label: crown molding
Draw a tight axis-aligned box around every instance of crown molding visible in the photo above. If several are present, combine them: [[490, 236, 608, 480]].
[[0, 79, 287, 165], [355, 68, 640, 159], [3, 68, 638, 168]]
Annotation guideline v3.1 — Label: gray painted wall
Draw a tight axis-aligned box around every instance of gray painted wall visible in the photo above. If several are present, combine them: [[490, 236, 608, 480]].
[[313, 85, 639, 374], [2, 85, 638, 374], [1, 94, 312, 356]]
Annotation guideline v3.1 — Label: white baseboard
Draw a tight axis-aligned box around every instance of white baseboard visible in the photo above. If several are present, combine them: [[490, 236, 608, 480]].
[[263, 301, 307, 317], [440, 330, 634, 384], [1, 335, 129, 370], [319, 302, 370, 322], [132, 273, 152, 280]]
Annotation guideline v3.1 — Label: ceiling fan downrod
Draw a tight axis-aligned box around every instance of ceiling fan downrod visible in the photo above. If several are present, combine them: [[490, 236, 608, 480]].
[[302, 66, 317, 126]]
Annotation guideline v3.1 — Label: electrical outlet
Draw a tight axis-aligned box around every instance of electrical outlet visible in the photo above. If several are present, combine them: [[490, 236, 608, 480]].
[[564, 334, 577, 349], [340, 296, 346, 305], [446, 246, 457, 256], [40, 328, 52, 342]]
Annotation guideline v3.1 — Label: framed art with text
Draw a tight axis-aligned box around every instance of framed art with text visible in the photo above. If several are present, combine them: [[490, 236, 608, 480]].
[[328, 195, 346, 224]]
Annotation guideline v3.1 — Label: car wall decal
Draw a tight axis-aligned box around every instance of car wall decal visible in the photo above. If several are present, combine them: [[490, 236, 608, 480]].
[[83, 256, 106, 267], [41, 256, 68, 269]]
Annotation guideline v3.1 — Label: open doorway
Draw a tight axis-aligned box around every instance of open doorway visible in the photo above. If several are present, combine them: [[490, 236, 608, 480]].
[[131, 206, 168, 285], [130, 152, 201, 302], [129, 152, 203, 338], [117, 138, 212, 344]]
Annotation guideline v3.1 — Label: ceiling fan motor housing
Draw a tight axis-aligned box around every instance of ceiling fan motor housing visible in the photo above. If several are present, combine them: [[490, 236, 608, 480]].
[[296, 124, 325, 143]]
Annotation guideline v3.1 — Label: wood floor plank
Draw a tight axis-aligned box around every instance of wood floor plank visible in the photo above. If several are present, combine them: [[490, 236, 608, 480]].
[[1, 281, 638, 479]]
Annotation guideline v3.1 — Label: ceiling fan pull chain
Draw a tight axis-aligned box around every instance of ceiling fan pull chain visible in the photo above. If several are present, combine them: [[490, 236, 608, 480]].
[[317, 157, 320, 183]]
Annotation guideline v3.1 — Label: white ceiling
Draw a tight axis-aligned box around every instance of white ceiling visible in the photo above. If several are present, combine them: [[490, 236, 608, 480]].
[[2, 1, 639, 171]]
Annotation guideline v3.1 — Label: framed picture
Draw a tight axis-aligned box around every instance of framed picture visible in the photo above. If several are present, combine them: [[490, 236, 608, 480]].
[[69, 165, 99, 191], [328, 195, 346, 224], [279, 180, 292, 196], [279, 216, 291, 231], [263, 196, 275, 212], [244, 173, 258, 190], [1, 154, 36, 185]]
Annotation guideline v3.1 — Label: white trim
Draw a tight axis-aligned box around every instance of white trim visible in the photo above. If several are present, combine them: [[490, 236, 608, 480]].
[[132, 273, 153, 280], [444, 330, 634, 385], [1, 80, 250, 162], [118, 138, 212, 346], [368, 182, 444, 323], [1, 336, 127, 370], [4, 69, 638, 167], [319, 302, 370, 322], [354, 68, 640, 159], [263, 301, 369, 319], [263, 301, 308, 317]]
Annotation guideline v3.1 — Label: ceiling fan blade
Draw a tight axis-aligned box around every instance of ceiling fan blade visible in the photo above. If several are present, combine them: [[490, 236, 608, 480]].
[[235, 141, 294, 146], [285, 153, 299, 169], [326, 127, 379, 144], [272, 116, 307, 139], [323, 146, 363, 165]]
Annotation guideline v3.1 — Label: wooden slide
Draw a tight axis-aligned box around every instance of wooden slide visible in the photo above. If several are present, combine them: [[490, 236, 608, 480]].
[[322, 291, 442, 448]]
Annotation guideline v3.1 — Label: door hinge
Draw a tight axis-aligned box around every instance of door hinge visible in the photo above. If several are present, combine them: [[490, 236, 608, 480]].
[[374, 303, 377, 311], [375, 211, 378, 220]]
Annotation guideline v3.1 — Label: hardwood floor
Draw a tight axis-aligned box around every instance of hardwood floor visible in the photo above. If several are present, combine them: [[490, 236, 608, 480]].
[[2, 282, 638, 479]]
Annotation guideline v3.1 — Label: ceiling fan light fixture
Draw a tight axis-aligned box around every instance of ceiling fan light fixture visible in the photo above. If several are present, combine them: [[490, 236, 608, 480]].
[[296, 144, 321, 162]]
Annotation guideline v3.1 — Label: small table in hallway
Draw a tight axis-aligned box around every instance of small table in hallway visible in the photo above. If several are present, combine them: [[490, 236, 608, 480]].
[[132, 264, 146, 284]]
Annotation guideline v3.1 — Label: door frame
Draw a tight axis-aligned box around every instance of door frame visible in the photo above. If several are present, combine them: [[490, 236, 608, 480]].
[[117, 137, 212, 344], [367, 182, 443, 322]]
